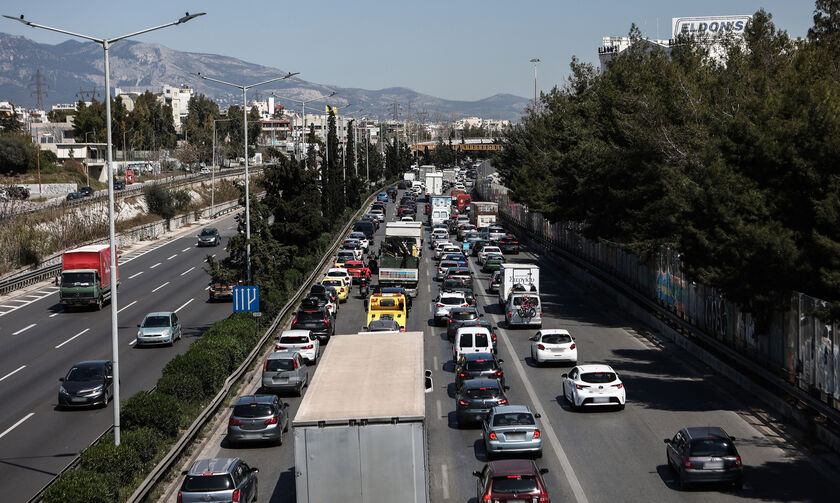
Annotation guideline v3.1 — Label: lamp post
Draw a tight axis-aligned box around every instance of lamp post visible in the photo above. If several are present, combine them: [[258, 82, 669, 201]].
[[529, 58, 540, 108], [212, 118, 232, 218], [84, 129, 95, 187], [194, 71, 299, 284], [272, 91, 336, 160], [4, 11, 206, 446]]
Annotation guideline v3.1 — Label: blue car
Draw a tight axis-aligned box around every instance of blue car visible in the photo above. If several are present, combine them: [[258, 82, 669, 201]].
[[376, 192, 389, 202]]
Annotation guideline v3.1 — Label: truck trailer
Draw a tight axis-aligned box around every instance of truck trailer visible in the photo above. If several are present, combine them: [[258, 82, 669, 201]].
[[59, 244, 120, 310], [379, 221, 423, 296], [293, 331, 430, 503], [424, 172, 443, 198], [498, 263, 540, 305], [470, 201, 499, 228]]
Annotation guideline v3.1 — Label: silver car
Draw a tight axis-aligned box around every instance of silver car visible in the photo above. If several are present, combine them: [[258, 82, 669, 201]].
[[136, 311, 182, 346], [261, 351, 308, 395], [227, 395, 290, 446], [482, 405, 543, 458], [505, 293, 542, 328], [178, 457, 258, 503]]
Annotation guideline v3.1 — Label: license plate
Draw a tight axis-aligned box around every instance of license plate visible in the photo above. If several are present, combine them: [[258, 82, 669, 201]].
[[552, 348, 565, 353], [274, 377, 288, 383], [593, 396, 609, 403], [705, 461, 724, 470], [507, 433, 526, 440], [71, 397, 86, 403]]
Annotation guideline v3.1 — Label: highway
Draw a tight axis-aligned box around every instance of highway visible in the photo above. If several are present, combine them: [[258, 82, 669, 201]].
[[0, 211, 241, 502], [178, 188, 840, 503]]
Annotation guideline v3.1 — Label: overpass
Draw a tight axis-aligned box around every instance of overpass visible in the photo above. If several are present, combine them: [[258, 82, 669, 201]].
[[410, 137, 500, 153]]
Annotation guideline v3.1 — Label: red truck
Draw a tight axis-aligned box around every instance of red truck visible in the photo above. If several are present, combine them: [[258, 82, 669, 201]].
[[455, 194, 472, 213], [59, 245, 120, 310]]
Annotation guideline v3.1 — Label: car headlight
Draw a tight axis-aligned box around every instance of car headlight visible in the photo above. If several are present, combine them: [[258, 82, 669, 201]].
[[93, 384, 104, 393], [162, 329, 171, 337], [137, 330, 143, 337], [59, 386, 68, 395]]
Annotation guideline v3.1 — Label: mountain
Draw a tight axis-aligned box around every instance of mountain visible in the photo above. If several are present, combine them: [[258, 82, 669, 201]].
[[0, 32, 528, 122]]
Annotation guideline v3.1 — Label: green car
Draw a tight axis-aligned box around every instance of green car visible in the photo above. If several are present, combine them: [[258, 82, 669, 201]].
[[482, 254, 505, 272]]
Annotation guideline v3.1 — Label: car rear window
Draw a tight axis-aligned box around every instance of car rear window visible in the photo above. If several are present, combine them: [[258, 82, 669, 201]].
[[474, 333, 489, 346], [327, 270, 346, 277], [296, 311, 324, 322], [279, 336, 309, 344], [465, 388, 501, 399], [512, 296, 540, 307], [233, 403, 275, 418], [491, 475, 539, 494], [323, 280, 342, 287], [442, 297, 465, 305], [580, 372, 617, 384], [182, 474, 234, 492], [542, 333, 572, 344], [452, 311, 478, 321], [265, 359, 295, 372], [493, 413, 535, 426], [689, 438, 737, 457], [465, 360, 496, 371]]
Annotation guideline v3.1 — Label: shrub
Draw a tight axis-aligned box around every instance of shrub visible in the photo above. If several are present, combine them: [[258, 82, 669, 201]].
[[158, 349, 228, 401], [143, 184, 175, 220], [80, 434, 143, 486], [122, 391, 182, 437], [42, 470, 112, 503], [156, 369, 205, 403], [122, 427, 165, 467]]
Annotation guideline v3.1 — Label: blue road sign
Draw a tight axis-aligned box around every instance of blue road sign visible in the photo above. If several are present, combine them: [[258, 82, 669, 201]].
[[233, 286, 260, 312]]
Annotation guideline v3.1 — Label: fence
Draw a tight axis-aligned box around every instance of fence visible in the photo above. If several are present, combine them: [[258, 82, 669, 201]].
[[476, 179, 840, 410]]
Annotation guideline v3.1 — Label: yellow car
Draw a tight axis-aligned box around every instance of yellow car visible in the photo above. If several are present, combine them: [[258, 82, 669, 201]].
[[366, 293, 407, 330], [322, 277, 349, 302]]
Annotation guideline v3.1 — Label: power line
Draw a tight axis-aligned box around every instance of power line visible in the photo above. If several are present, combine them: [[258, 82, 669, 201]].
[[28, 69, 49, 109]]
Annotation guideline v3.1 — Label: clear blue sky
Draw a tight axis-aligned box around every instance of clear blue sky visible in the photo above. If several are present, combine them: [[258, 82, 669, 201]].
[[0, 0, 816, 101]]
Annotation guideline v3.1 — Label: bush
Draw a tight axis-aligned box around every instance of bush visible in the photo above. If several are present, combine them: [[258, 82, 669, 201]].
[[156, 368, 205, 403], [143, 184, 175, 220], [122, 427, 165, 467], [80, 434, 143, 486], [122, 391, 182, 437], [42, 470, 112, 503], [0, 135, 30, 175], [158, 349, 228, 402]]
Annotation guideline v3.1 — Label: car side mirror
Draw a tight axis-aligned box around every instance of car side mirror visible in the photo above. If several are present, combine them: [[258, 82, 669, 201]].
[[498, 359, 504, 363], [105, 375, 113, 380], [534, 413, 541, 419], [275, 336, 280, 341], [59, 377, 65, 382], [424, 370, 433, 393], [472, 470, 482, 478], [181, 470, 189, 475], [729, 436, 736, 442], [284, 402, 290, 408], [539, 468, 549, 475], [251, 468, 259, 474], [663, 438, 671, 444], [561, 373, 568, 378], [528, 336, 537, 341], [136, 324, 141, 327], [504, 386, 510, 391], [493, 326, 498, 332]]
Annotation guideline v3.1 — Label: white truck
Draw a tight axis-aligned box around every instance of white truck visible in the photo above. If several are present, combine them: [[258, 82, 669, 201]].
[[403, 172, 416, 182], [379, 221, 423, 296], [293, 331, 432, 503], [419, 164, 435, 181], [470, 201, 499, 229], [424, 172, 443, 197], [430, 196, 451, 226], [498, 263, 540, 305], [441, 169, 456, 186]]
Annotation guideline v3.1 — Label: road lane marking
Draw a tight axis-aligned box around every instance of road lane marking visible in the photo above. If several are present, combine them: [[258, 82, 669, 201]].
[[436, 399, 443, 420], [150, 262, 161, 269], [152, 282, 170, 292], [128, 271, 144, 279], [117, 300, 137, 313], [55, 329, 89, 349], [0, 412, 35, 440], [440, 464, 450, 499], [180, 266, 195, 276], [128, 338, 136, 346], [0, 365, 25, 382], [167, 254, 177, 260], [12, 324, 36, 335], [174, 298, 194, 313], [211, 253, 216, 257], [433, 355, 439, 370], [49, 313, 59, 317], [182, 247, 191, 252], [204, 286, 210, 290]]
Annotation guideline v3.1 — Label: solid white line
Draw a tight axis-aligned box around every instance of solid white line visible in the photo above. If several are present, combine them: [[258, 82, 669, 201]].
[[152, 282, 170, 292], [180, 266, 195, 276], [174, 298, 194, 313], [182, 247, 191, 252], [433, 355, 439, 370], [167, 254, 177, 260], [128, 338, 136, 347], [436, 399, 442, 420], [440, 464, 450, 499], [0, 412, 35, 440], [117, 300, 137, 313], [497, 324, 590, 503], [204, 286, 210, 290], [128, 271, 144, 279], [55, 329, 89, 349], [49, 313, 59, 317], [12, 324, 36, 336], [150, 262, 161, 269], [0, 365, 25, 382]]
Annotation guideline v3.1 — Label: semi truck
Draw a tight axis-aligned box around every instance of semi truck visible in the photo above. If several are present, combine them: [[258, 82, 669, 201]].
[[498, 263, 539, 305], [379, 221, 423, 297], [293, 331, 431, 503], [470, 201, 499, 228], [59, 244, 120, 310], [424, 172, 443, 197], [430, 195, 451, 226]]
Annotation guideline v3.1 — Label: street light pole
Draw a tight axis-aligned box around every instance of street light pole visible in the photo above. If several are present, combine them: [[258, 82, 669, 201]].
[[5, 11, 206, 446], [272, 91, 336, 161], [194, 71, 299, 284], [530, 58, 541, 108]]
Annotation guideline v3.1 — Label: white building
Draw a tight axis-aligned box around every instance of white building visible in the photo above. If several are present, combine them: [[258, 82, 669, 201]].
[[114, 84, 194, 130]]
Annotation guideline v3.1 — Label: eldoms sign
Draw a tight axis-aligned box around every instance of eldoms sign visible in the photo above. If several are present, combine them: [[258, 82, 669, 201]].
[[672, 16, 752, 39]]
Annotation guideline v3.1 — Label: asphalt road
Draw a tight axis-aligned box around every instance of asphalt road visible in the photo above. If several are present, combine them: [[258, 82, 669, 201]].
[[0, 212, 241, 502], [186, 188, 840, 503]]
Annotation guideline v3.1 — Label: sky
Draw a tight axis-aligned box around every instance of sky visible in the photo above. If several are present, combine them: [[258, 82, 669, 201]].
[[0, 0, 817, 102]]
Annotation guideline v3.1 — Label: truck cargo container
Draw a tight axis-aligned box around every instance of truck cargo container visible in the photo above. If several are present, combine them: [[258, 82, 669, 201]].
[[379, 221, 423, 296], [498, 263, 539, 305], [470, 201, 499, 228], [59, 245, 120, 310], [424, 172, 443, 198]]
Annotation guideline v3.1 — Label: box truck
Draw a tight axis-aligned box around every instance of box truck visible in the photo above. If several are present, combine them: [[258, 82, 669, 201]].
[[498, 263, 539, 305], [470, 201, 498, 228], [424, 172, 443, 197], [59, 244, 120, 310]]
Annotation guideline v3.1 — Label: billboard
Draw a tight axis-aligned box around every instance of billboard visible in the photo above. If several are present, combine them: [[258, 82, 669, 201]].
[[672, 15, 752, 39]]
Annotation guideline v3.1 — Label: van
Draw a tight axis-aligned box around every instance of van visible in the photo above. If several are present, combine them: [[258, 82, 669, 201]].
[[505, 292, 542, 328], [353, 221, 375, 240], [453, 326, 492, 361]]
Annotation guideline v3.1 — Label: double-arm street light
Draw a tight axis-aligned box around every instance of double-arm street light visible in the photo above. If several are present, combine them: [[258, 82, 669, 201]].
[[4, 11, 206, 446], [193, 72, 299, 284], [530, 58, 541, 108], [272, 91, 336, 159]]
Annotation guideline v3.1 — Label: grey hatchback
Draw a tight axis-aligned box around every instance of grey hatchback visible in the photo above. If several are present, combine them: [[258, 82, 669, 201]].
[[665, 426, 743, 490], [178, 457, 258, 503], [482, 405, 542, 459], [227, 395, 290, 446], [261, 351, 309, 395]]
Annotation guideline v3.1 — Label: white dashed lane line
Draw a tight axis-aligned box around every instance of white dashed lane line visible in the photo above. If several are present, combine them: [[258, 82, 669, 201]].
[[174, 298, 194, 313], [12, 324, 36, 336], [49, 313, 59, 318], [180, 267, 195, 276], [55, 328, 89, 349], [128, 271, 144, 279], [167, 254, 178, 260], [0, 365, 25, 383], [0, 412, 35, 440], [182, 247, 191, 252], [117, 300, 137, 313], [150, 263, 161, 269], [152, 282, 170, 293]]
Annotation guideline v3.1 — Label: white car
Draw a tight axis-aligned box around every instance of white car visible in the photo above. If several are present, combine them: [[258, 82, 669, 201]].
[[434, 292, 469, 325], [432, 238, 452, 251], [478, 246, 503, 264], [274, 329, 320, 364], [436, 244, 462, 260], [562, 364, 625, 410], [400, 215, 415, 222], [369, 208, 386, 222], [325, 268, 353, 290], [529, 329, 577, 365], [348, 232, 369, 250], [431, 228, 449, 241]]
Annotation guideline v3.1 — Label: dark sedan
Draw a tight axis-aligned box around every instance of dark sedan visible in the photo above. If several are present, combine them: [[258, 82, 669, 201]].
[[498, 235, 520, 254], [665, 426, 743, 490], [58, 360, 113, 408], [447, 307, 481, 341], [197, 227, 221, 247], [456, 378, 508, 427], [66, 191, 84, 201], [455, 352, 505, 391]]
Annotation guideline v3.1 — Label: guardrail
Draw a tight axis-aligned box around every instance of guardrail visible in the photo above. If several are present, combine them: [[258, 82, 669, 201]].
[[124, 185, 387, 503]]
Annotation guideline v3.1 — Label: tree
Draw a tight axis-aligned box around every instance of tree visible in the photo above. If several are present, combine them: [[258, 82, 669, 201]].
[[173, 144, 199, 171], [263, 156, 326, 248], [182, 95, 220, 163], [0, 108, 23, 133], [0, 136, 30, 175], [321, 109, 344, 220]]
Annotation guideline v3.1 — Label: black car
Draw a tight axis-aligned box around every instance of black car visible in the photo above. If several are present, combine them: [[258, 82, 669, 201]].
[[471, 239, 491, 257], [114, 181, 126, 190], [498, 236, 520, 254], [456, 378, 508, 427], [197, 227, 221, 247], [66, 191, 84, 201], [79, 186, 95, 197], [58, 360, 114, 409], [386, 186, 398, 200], [665, 426, 744, 490], [455, 352, 505, 391], [398, 179, 412, 189], [302, 290, 337, 317], [353, 221, 376, 240], [291, 305, 334, 344], [447, 307, 481, 341]]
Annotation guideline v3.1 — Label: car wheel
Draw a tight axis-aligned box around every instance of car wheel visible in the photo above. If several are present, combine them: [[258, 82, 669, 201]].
[[96, 297, 103, 311], [618, 403, 626, 411], [485, 443, 494, 460], [456, 417, 465, 429], [276, 431, 283, 446], [101, 391, 109, 408], [534, 449, 542, 459], [732, 478, 743, 491], [678, 471, 688, 491]]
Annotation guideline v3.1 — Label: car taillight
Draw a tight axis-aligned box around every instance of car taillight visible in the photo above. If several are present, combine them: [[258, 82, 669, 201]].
[[437, 303, 444, 307], [539, 491, 549, 502], [265, 417, 278, 425], [459, 372, 467, 377], [482, 494, 492, 502], [734, 456, 742, 468], [570, 343, 576, 349], [400, 327, 406, 332], [537, 344, 545, 350], [499, 398, 508, 404], [534, 429, 541, 439], [324, 316, 330, 327], [488, 431, 497, 440], [229, 418, 242, 426], [448, 319, 453, 323], [232, 489, 241, 502], [576, 384, 589, 390], [508, 311, 512, 317], [613, 383, 623, 389], [494, 371, 503, 376], [263, 359, 268, 370], [304, 344, 314, 349], [276, 346, 286, 350], [459, 400, 468, 406], [684, 457, 693, 469], [177, 492, 183, 503], [292, 314, 299, 325]]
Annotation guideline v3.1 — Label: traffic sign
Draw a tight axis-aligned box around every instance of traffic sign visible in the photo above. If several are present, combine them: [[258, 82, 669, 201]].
[[233, 286, 259, 312]]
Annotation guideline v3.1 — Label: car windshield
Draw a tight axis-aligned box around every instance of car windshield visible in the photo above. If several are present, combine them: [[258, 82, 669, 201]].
[[200, 229, 216, 236], [233, 403, 275, 418], [66, 365, 103, 381], [512, 296, 540, 307], [465, 360, 496, 371], [493, 413, 535, 426], [182, 474, 235, 492], [280, 336, 309, 344], [452, 311, 478, 321], [142, 316, 171, 328], [296, 311, 324, 322], [442, 297, 465, 305], [265, 359, 295, 371], [580, 372, 617, 383], [323, 280, 342, 287], [542, 333, 572, 344], [490, 475, 539, 493], [62, 272, 95, 285], [465, 388, 501, 399], [689, 438, 737, 457]]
